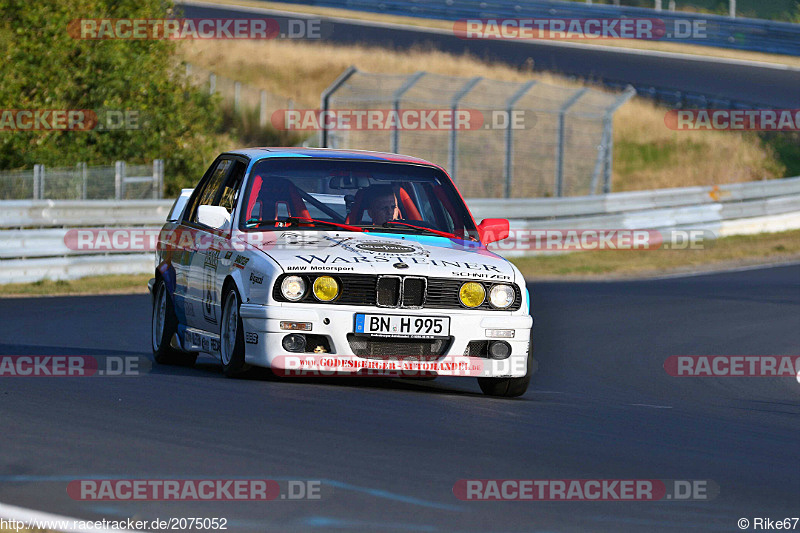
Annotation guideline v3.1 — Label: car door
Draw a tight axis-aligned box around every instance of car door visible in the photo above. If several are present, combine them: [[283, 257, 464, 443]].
[[181, 158, 234, 331], [184, 157, 248, 333]]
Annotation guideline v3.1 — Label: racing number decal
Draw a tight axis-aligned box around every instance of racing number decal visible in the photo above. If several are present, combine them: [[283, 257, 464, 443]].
[[203, 249, 220, 325]]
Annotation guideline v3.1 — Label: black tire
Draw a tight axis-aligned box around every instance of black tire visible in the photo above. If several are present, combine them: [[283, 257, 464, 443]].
[[151, 278, 197, 366], [477, 349, 535, 398], [220, 286, 251, 378]]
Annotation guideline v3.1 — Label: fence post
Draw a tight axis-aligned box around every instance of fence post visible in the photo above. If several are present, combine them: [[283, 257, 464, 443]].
[[589, 126, 609, 195], [234, 81, 241, 112], [601, 85, 636, 194], [319, 65, 358, 148], [209, 73, 216, 95], [448, 76, 482, 181], [503, 80, 536, 198], [115, 161, 125, 200], [654, 0, 662, 10], [391, 71, 426, 153], [554, 88, 588, 197], [729, 0, 736, 17], [152, 159, 163, 199], [33, 164, 43, 199], [260, 90, 268, 128], [185, 63, 192, 78], [78, 162, 88, 199]]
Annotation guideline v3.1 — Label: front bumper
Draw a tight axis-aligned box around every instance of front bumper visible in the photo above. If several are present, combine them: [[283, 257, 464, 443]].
[[239, 303, 532, 378]]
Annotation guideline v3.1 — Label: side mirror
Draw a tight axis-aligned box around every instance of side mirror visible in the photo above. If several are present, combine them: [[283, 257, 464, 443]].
[[197, 205, 231, 231], [477, 218, 510, 244]]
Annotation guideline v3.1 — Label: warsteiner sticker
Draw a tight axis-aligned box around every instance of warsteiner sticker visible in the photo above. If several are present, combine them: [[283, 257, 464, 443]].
[[293, 254, 503, 272]]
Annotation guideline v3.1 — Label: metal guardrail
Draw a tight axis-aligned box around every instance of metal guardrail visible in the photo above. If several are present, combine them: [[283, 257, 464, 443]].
[[0, 199, 173, 229], [0, 177, 798, 282], [281, 0, 800, 56]]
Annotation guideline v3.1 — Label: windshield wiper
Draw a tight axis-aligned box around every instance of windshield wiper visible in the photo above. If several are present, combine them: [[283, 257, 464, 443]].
[[381, 221, 477, 241]]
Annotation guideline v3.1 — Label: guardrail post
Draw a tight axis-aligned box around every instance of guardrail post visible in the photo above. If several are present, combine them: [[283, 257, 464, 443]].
[[319, 65, 358, 148], [729, 0, 736, 17], [115, 161, 125, 200], [234, 81, 241, 112], [503, 80, 536, 198], [654, 0, 662, 10], [554, 88, 588, 197], [78, 162, 88, 199], [260, 90, 267, 128], [391, 71, 426, 153], [448, 76, 482, 181], [209, 73, 216, 95]]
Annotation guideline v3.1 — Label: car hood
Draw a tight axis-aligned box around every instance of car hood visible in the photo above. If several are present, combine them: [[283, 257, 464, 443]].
[[246, 230, 516, 283]]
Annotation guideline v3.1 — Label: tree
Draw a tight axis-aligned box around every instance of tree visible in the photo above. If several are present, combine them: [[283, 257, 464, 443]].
[[0, 0, 222, 194]]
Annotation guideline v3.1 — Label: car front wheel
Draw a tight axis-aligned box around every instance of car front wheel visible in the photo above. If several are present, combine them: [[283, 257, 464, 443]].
[[220, 287, 251, 378]]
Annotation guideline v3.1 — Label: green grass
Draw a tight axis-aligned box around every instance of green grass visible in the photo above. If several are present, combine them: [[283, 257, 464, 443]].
[[511, 229, 800, 279], [564, 0, 799, 21], [615, 138, 704, 174]]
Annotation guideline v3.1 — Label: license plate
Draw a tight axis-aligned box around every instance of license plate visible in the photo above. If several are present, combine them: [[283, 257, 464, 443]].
[[354, 314, 450, 338]]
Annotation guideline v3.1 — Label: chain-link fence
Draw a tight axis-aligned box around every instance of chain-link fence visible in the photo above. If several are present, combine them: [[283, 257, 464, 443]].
[[320, 68, 635, 197], [0, 160, 164, 200]]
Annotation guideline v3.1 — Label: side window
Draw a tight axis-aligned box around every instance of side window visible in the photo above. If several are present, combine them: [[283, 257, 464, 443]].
[[219, 161, 247, 215], [189, 159, 232, 224]]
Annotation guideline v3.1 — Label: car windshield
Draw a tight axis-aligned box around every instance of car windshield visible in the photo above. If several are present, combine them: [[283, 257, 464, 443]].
[[239, 158, 479, 240]]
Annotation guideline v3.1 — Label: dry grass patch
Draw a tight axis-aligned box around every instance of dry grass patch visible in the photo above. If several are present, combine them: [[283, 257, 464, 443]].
[[180, 38, 783, 191], [0, 274, 151, 298]]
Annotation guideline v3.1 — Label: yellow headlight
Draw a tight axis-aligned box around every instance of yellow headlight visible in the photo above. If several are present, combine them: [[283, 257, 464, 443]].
[[313, 276, 339, 302], [459, 282, 485, 308]]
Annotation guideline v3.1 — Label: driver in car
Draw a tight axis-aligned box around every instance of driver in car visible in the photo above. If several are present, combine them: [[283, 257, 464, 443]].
[[363, 184, 401, 225]]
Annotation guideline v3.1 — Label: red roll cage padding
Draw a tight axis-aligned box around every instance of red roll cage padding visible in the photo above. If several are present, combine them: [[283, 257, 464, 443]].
[[246, 175, 311, 225]]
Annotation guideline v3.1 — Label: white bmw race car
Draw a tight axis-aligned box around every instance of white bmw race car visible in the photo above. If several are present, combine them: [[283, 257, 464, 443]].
[[149, 148, 533, 397]]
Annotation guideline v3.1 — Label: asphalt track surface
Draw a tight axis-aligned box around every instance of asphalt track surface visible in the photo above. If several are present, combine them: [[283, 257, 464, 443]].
[[0, 264, 798, 532], [181, 1, 800, 108]]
